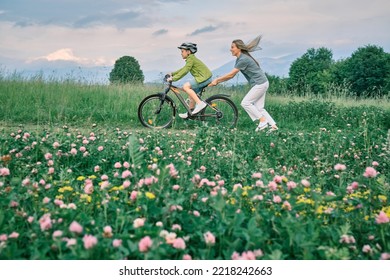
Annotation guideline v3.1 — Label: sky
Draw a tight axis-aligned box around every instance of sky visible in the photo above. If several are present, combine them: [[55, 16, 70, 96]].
[[0, 0, 389, 79]]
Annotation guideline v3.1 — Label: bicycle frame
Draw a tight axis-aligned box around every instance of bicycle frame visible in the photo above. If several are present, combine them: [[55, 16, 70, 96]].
[[160, 81, 220, 118], [138, 80, 239, 128], [168, 84, 192, 114]]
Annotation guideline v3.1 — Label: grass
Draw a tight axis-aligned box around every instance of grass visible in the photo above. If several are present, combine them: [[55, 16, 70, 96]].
[[0, 77, 389, 260], [1, 78, 389, 130]]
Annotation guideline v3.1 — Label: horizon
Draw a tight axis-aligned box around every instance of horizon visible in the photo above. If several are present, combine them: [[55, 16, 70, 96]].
[[1, 0, 389, 83]]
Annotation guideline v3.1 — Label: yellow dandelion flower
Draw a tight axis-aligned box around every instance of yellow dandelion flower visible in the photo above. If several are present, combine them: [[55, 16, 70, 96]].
[[382, 206, 390, 217], [364, 215, 370, 221], [58, 186, 73, 193], [153, 158, 158, 163], [88, 175, 97, 179], [282, 177, 288, 183], [229, 198, 236, 205], [145, 192, 156, 200], [77, 176, 86, 181], [242, 191, 248, 197], [55, 195, 64, 200], [304, 187, 311, 193], [243, 186, 252, 191], [296, 196, 315, 206], [109, 186, 123, 192], [314, 187, 322, 193], [378, 195, 387, 203], [316, 206, 325, 214], [80, 194, 92, 203], [344, 206, 355, 212]]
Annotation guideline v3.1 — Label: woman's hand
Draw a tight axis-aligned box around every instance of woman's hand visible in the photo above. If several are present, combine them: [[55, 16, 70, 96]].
[[209, 79, 218, 86]]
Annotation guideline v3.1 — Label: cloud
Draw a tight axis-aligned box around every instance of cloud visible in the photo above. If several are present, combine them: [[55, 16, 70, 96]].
[[28, 48, 110, 66], [152, 29, 168, 36], [188, 25, 218, 36], [0, 1, 162, 29]]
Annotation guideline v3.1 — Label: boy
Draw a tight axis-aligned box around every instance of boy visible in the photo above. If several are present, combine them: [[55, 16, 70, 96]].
[[168, 42, 212, 118]]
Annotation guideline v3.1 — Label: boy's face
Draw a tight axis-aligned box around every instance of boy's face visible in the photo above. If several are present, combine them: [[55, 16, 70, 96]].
[[180, 49, 191, 59]]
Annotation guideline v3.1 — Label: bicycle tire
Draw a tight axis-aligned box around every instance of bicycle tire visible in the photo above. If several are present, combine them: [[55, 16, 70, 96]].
[[138, 94, 176, 129], [199, 95, 238, 128]]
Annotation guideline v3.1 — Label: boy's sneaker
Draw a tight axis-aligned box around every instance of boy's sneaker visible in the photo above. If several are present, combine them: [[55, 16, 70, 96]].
[[179, 108, 195, 119], [191, 101, 207, 115], [179, 112, 189, 119], [255, 121, 268, 132]]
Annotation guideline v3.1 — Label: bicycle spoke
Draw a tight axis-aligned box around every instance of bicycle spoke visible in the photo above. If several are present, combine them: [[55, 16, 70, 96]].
[[138, 95, 175, 128], [201, 96, 238, 128]]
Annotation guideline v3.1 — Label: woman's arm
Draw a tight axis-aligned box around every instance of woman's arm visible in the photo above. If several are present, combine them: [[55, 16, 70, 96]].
[[210, 68, 240, 86]]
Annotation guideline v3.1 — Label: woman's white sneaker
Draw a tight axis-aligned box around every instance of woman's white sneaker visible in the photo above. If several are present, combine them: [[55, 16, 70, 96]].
[[255, 121, 268, 132], [266, 126, 279, 134]]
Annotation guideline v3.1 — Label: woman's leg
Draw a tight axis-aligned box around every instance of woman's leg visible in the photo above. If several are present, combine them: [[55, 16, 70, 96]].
[[240, 83, 267, 121], [254, 85, 276, 127], [241, 82, 277, 127]]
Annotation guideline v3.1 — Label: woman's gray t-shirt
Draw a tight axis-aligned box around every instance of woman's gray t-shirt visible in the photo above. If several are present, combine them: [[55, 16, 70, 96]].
[[234, 54, 268, 87]]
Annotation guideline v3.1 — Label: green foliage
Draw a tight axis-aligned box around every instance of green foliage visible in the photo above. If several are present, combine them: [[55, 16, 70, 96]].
[[288, 47, 333, 94], [266, 73, 289, 95], [109, 56, 144, 84], [333, 45, 390, 97], [0, 116, 389, 259]]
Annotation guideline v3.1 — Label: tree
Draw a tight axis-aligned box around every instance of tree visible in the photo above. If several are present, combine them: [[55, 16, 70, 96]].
[[288, 47, 333, 94], [109, 56, 144, 84], [337, 45, 390, 97]]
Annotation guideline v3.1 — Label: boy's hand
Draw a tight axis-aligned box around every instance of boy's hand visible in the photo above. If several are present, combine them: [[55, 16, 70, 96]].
[[164, 74, 173, 82]]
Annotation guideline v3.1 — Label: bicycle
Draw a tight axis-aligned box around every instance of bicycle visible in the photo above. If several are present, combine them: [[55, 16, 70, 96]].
[[138, 77, 238, 129]]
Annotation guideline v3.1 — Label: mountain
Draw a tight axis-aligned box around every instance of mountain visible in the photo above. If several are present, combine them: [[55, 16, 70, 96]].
[[1, 53, 298, 85], [0, 58, 111, 84], [144, 53, 298, 84]]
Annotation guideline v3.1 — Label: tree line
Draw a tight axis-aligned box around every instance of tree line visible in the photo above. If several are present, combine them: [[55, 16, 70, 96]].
[[110, 45, 390, 97], [270, 45, 390, 97]]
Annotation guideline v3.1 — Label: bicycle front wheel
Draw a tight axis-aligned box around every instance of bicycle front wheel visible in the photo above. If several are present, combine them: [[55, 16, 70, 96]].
[[201, 95, 238, 128], [138, 94, 176, 128]]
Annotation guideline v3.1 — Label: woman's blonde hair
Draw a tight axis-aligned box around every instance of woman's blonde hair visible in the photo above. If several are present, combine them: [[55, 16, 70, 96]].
[[232, 35, 262, 66]]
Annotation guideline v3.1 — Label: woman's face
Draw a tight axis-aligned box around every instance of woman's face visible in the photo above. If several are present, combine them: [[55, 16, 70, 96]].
[[230, 43, 241, 57]]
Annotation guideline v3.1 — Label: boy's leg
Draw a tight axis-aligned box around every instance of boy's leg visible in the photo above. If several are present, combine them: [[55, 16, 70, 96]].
[[183, 82, 202, 105], [183, 79, 208, 116], [178, 82, 197, 119]]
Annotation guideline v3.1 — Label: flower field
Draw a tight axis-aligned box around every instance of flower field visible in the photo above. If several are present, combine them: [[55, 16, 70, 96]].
[[0, 117, 389, 260]]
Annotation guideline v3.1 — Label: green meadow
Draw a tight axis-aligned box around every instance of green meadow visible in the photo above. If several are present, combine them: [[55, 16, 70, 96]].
[[0, 78, 389, 259]]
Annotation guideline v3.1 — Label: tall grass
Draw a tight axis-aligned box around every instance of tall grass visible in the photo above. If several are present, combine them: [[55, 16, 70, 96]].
[[1, 77, 389, 131]]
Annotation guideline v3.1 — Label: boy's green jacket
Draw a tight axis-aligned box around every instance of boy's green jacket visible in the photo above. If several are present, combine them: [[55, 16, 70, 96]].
[[172, 54, 212, 83]]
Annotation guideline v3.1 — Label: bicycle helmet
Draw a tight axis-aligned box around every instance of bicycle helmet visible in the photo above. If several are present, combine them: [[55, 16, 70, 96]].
[[178, 42, 197, 53]]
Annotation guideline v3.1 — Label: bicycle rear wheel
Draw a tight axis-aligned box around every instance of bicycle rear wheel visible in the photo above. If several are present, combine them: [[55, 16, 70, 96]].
[[200, 95, 238, 128], [138, 94, 176, 128]]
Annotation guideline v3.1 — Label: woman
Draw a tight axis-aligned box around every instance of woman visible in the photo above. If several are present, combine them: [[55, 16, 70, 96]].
[[210, 36, 278, 132], [168, 42, 212, 118]]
